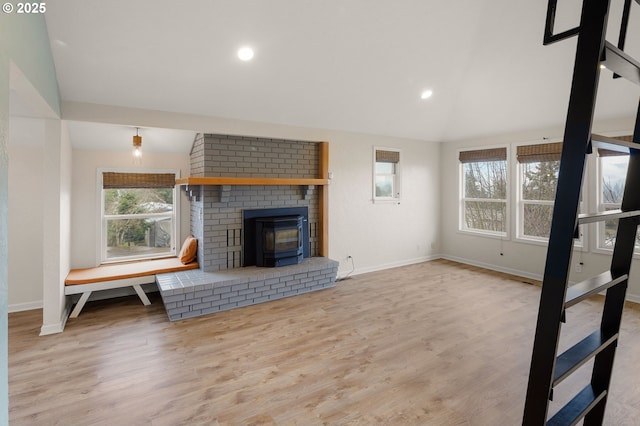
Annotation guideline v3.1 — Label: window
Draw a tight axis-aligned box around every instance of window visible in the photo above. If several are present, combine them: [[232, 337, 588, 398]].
[[459, 147, 508, 235], [101, 171, 178, 262], [597, 137, 639, 250], [373, 148, 401, 202], [516, 142, 561, 240]]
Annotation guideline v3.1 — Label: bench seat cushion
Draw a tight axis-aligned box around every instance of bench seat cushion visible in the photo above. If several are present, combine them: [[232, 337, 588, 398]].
[[65, 258, 199, 286]]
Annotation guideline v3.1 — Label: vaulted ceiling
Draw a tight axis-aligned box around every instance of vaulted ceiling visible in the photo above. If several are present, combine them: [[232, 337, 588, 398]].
[[43, 0, 640, 152]]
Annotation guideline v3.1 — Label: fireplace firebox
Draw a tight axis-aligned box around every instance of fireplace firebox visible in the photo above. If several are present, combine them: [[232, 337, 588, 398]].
[[242, 207, 310, 268], [255, 216, 304, 267]]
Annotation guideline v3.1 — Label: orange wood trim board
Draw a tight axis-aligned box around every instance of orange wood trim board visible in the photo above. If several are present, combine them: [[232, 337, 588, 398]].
[[176, 177, 329, 186], [65, 258, 199, 285], [318, 142, 329, 257]]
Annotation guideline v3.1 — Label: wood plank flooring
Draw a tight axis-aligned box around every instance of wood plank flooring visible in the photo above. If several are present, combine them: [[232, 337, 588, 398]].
[[8, 259, 640, 425]]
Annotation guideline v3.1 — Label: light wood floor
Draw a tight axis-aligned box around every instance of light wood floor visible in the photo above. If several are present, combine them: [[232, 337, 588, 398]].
[[9, 259, 640, 425]]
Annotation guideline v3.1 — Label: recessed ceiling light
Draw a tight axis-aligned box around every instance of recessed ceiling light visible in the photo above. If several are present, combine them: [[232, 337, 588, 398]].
[[421, 89, 433, 100], [238, 46, 254, 61]]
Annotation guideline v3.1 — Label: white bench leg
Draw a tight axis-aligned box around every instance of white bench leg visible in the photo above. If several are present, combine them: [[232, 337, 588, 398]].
[[70, 291, 92, 318], [133, 285, 151, 306]]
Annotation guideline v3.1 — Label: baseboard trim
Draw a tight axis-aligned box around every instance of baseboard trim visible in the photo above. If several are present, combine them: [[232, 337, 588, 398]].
[[342, 255, 441, 278], [8, 300, 43, 313], [39, 301, 72, 336], [440, 254, 640, 304], [40, 322, 64, 336], [439, 255, 543, 282], [626, 293, 640, 304]]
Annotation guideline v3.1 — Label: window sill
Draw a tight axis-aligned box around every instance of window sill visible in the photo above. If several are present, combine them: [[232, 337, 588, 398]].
[[591, 246, 640, 260], [592, 246, 612, 255], [373, 198, 401, 205], [457, 229, 508, 240], [514, 236, 585, 250], [515, 236, 549, 247], [101, 253, 177, 266]]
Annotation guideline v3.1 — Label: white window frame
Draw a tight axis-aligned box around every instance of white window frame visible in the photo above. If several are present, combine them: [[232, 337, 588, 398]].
[[373, 147, 401, 203], [98, 168, 180, 264], [594, 149, 637, 255], [458, 145, 509, 238], [513, 140, 585, 247]]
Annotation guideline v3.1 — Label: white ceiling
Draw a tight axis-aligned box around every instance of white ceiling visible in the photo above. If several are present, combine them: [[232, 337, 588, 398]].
[[67, 122, 196, 153], [43, 0, 640, 152]]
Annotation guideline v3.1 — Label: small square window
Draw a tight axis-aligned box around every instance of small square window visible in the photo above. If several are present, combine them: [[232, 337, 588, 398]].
[[373, 148, 401, 202]]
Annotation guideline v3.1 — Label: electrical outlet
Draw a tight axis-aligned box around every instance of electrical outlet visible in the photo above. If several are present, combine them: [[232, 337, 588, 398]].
[[575, 263, 583, 273]]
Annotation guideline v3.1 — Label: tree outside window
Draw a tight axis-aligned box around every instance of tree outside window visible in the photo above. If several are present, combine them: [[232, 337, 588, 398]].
[[521, 161, 559, 239], [373, 148, 401, 202], [516, 142, 561, 240], [459, 147, 507, 235], [102, 172, 177, 262], [597, 140, 640, 250]]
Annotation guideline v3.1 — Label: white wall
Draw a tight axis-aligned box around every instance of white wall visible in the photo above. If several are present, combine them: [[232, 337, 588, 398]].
[[1, 11, 61, 417], [8, 118, 45, 310], [439, 117, 640, 301], [328, 132, 440, 276], [69, 136, 440, 276], [0, 51, 8, 426], [7, 68, 65, 336], [6, 118, 66, 318], [71, 149, 191, 268], [41, 119, 72, 335], [60, 121, 72, 281], [63, 103, 442, 276]]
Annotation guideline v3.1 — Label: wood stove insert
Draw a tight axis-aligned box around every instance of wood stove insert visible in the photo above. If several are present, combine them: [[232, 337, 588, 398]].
[[242, 207, 310, 267], [255, 216, 304, 267]]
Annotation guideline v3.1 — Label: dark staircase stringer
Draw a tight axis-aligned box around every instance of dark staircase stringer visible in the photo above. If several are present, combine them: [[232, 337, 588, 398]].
[[523, 0, 640, 425]]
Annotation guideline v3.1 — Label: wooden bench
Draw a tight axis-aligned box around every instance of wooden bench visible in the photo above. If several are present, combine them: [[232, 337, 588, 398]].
[[65, 258, 199, 318]]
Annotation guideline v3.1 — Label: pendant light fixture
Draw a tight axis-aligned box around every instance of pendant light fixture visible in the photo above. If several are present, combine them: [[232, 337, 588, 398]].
[[132, 127, 142, 164]]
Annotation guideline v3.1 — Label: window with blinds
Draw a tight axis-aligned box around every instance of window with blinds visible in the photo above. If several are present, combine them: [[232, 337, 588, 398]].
[[516, 142, 562, 240], [596, 136, 640, 251], [459, 147, 508, 235], [100, 170, 178, 262], [373, 148, 401, 202]]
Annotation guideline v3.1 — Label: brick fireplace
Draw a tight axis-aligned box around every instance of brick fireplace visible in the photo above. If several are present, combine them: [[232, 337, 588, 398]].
[[188, 134, 321, 271], [156, 134, 338, 321]]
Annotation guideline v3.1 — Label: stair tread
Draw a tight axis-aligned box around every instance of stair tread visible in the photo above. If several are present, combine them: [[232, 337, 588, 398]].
[[591, 133, 639, 154], [602, 41, 640, 86], [547, 385, 607, 426], [578, 209, 640, 224], [553, 329, 618, 386], [565, 271, 627, 308]]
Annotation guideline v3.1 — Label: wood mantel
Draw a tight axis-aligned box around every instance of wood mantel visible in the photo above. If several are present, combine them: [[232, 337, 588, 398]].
[[177, 141, 330, 257], [175, 177, 328, 186]]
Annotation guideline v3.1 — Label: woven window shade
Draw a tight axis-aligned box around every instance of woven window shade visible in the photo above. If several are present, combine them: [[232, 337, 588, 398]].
[[597, 135, 634, 157], [103, 172, 176, 189], [459, 147, 507, 163], [516, 142, 563, 163], [376, 150, 400, 163]]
